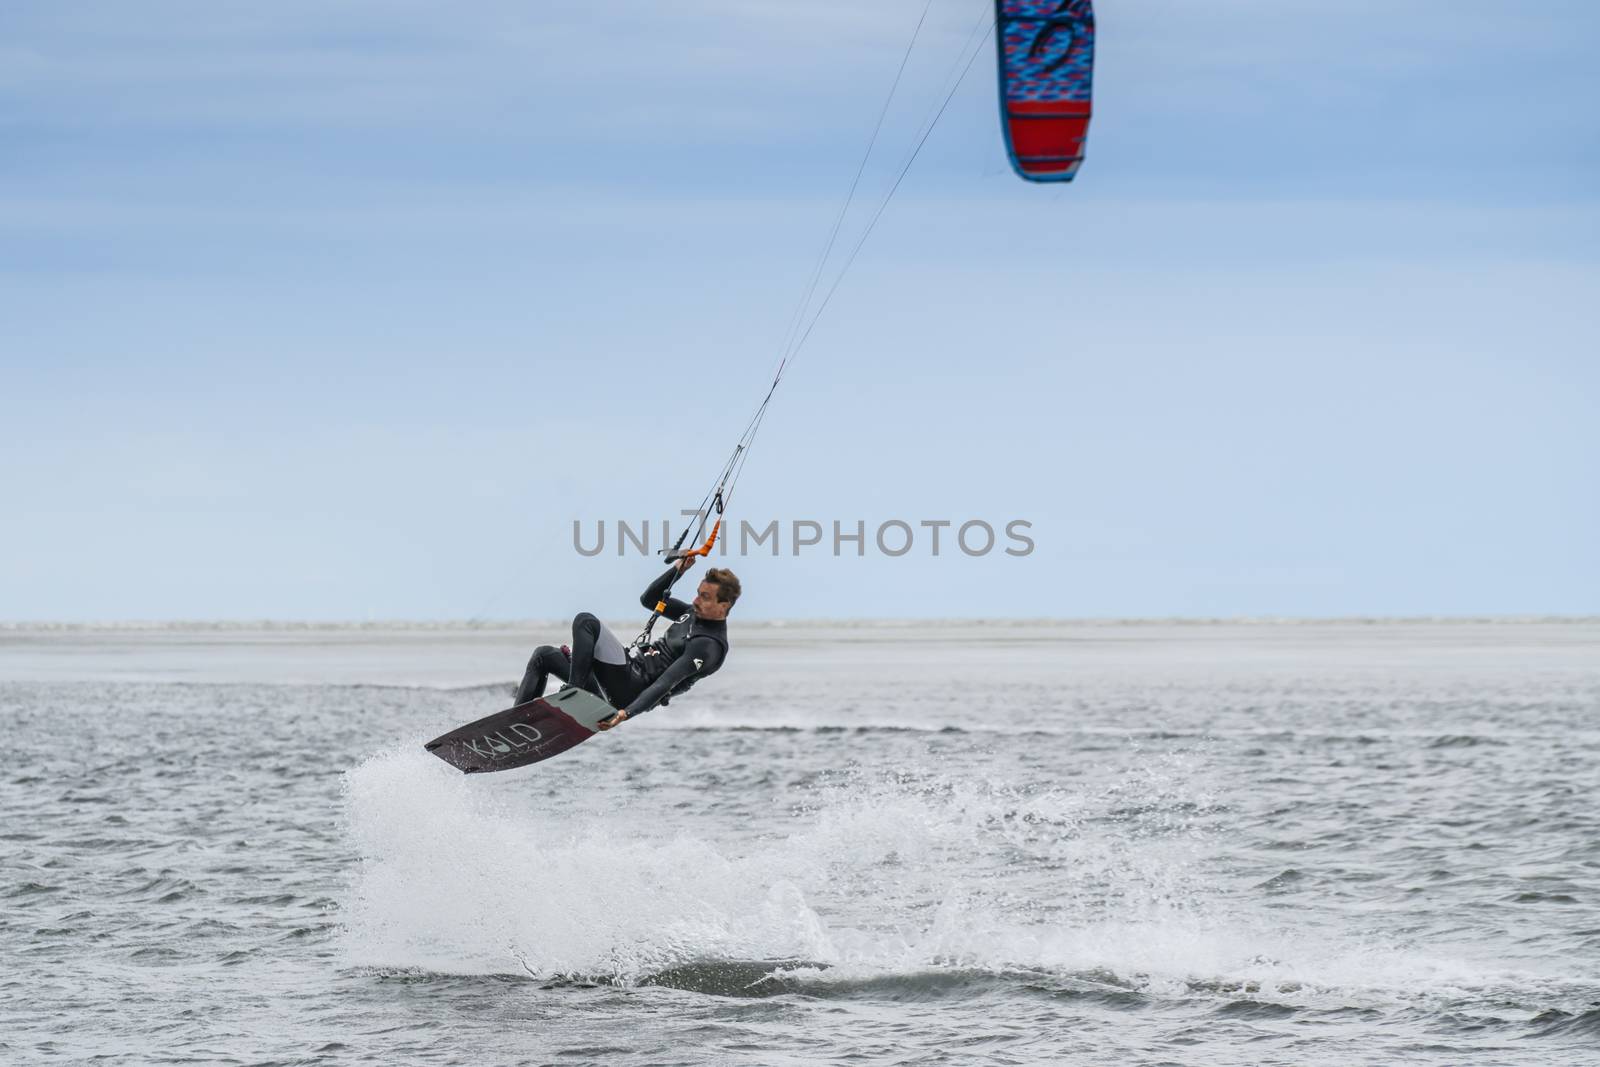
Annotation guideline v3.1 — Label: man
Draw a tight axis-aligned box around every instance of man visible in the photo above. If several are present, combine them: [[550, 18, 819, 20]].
[[514, 557, 737, 730]]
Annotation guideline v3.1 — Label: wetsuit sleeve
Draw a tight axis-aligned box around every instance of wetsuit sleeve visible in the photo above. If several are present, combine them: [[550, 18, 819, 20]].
[[623, 635, 725, 718], [640, 565, 692, 619]]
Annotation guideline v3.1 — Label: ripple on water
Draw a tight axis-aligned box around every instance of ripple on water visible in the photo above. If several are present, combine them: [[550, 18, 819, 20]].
[[1214, 999, 1300, 1020], [1527, 1008, 1600, 1040]]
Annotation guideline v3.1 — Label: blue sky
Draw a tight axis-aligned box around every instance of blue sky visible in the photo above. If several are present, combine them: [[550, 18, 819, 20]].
[[2, 1, 1596, 620]]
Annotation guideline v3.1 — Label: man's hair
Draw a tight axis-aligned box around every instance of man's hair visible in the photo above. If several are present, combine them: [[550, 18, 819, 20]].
[[703, 568, 741, 608]]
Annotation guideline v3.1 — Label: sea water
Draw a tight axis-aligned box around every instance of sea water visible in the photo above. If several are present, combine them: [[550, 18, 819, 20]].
[[2, 621, 1597, 1065]]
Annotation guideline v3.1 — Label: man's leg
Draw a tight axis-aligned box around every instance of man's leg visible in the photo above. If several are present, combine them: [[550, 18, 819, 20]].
[[593, 660, 647, 712], [568, 613, 630, 700], [515, 644, 570, 705]]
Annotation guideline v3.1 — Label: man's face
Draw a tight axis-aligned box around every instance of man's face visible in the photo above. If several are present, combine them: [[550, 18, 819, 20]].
[[692, 580, 729, 621]]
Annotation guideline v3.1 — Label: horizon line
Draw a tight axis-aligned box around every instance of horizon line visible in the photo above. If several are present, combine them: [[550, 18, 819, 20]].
[[4, 615, 1597, 632]]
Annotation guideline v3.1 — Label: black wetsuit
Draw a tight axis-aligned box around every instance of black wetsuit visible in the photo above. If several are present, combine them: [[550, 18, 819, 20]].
[[515, 566, 729, 719]]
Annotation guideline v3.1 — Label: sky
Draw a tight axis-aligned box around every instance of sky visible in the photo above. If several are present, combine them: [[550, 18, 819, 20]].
[[1, 0, 1596, 621]]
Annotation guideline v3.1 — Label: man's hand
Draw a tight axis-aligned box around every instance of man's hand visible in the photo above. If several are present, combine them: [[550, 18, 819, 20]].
[[596, 710, 629, 731], [674, 554, 698, 576]]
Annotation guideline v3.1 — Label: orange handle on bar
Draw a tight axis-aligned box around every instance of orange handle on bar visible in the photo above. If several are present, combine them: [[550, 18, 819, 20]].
[[665, 519, 722, 564]]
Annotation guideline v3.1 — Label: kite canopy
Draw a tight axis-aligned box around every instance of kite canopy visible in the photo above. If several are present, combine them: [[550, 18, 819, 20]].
[[995, 0, 1096, 181]]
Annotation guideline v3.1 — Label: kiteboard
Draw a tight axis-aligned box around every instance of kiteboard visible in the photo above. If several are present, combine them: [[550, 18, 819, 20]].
[[424, 686, 618, 774]]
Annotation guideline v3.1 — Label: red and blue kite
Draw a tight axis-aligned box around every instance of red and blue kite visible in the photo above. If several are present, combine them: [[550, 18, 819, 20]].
[[995, 0, 1096, 181]]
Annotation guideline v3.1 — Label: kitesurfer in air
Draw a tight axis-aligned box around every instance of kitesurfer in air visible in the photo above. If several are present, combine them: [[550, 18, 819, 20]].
[[514, 557, 736, 730]]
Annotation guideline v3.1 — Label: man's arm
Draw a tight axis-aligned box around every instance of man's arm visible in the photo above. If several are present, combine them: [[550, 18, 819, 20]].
[[639, 562, 693, 618], [596, 635, 724, 729]]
